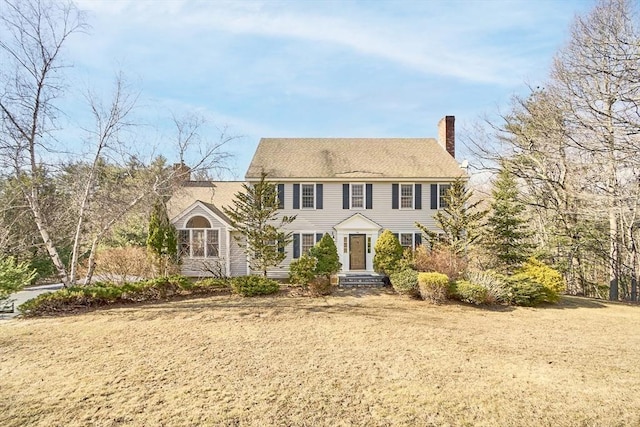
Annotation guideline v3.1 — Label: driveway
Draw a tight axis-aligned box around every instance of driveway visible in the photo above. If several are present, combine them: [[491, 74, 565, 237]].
[[0, 283, 63, 320]]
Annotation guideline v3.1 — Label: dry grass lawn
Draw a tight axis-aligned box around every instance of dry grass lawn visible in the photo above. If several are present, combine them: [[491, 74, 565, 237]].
[[1, 288, 640, 426]]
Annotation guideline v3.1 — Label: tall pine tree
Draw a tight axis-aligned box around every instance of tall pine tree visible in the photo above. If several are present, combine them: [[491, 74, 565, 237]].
[[223, 173, 296, 276], [484, 168, 532, 271], [416, 178, 486, 255]]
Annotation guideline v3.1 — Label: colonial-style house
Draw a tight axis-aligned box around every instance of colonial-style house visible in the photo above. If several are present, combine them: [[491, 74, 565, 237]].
[[168, 116, 466, 280]]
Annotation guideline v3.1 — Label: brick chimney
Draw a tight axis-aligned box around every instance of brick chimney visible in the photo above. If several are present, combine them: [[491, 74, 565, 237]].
[[437, 116, 455, 158], [173, 162, 191, 182]]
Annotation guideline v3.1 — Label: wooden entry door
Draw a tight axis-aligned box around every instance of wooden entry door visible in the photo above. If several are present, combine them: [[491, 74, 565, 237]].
[[349, 234, 366, 270]]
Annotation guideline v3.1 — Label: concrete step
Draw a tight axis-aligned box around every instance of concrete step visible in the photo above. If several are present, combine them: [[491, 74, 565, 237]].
[[339, 274, 388, 287]]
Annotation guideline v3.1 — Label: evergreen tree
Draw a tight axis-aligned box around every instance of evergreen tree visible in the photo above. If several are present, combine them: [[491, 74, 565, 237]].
[[309, 233, 341, 277], [223, 173, 296, 276], [373, 230, 404, 275], [484, 168, 533, 271], [0, 257, 37, 306], [146, 199, 178, 276], [416, 178, 487, 255]]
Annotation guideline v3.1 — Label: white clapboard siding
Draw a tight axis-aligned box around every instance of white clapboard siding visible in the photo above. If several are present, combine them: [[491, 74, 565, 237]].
[[229, 232, 248, 277], [176, 204, 230, 277]]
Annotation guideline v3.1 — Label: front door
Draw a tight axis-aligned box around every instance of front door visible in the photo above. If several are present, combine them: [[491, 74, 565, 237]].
[[349, 234, 366, 270]]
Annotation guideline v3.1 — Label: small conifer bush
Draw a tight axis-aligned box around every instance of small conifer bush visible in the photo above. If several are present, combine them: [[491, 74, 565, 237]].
[[288, 254, 317, 286], [231, 275, 280, 297], [389, 269, 419, 296], [454, 280, 489, 305], [309, 233, 341, 277], [418, 272, 450, 303], [373, 230, 403, 275], [517, 258, 565, 303]]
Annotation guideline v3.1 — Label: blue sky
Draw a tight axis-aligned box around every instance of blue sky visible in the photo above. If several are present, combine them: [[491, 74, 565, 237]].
[[62, 0, 594, 179]]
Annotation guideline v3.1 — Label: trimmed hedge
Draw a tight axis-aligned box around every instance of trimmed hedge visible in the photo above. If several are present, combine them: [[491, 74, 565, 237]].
[[418, 272, 450, 304], [389, 269, 419, 296], [454, 280, 489, 305], [230, 275, 280, 297]]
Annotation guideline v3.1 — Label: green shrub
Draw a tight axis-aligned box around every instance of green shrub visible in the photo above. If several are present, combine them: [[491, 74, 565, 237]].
[[192, 277, 231, 293], [418, 272, 450, 304], [18, 275, 206, 316], [373, 230, 403, 275], [517, 258, 565, 303], [455, 280, 489, 305], [309, 233, 341, 277], [308, 276, 334, 296], [0, 257, 37, 304], [389, 269, 419, 296], [506, 274, 548, 307], [288, 254, 318, 286], [231, 275, 280, 297]]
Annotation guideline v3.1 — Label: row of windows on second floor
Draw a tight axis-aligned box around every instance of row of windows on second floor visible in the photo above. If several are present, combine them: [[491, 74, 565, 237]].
[[290, 231, 426, 259], [275, 182, 452, 211]]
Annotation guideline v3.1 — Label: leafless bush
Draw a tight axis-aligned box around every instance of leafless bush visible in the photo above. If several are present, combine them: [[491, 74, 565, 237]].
[[91, 246, 155, 284], [413, 245, 467, 281]]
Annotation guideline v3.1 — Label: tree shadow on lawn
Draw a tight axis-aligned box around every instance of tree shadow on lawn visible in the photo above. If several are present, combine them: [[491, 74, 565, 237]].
[[545, 295, 610, 310]]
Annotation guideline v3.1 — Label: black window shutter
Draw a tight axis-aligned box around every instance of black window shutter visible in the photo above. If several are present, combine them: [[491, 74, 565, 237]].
[[277, 184, 284, 209], [392, 184, 399, 209], [293, 233, 300, 259], [277, 238, 284, 254], [430, 184, 438, 210], [316, 184, 323, 209], [343, 184, 349, 209], [392, 233, 399, 241], [316, 233, 323, 243], [366, 184, 373, 209], [293, 184, 300, 209], [414, 233, 422, 248], [415, 184, 422, 210]]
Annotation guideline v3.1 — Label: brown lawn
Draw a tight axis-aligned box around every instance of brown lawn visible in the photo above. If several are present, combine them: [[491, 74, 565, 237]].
[[1, 289, 639, 427]]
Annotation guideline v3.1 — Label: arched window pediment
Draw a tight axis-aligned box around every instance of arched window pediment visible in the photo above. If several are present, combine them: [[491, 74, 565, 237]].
[[186, 215, 211, 228]]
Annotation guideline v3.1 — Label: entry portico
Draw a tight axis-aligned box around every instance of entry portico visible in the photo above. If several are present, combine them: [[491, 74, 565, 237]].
[[334, 213, 382, 273]]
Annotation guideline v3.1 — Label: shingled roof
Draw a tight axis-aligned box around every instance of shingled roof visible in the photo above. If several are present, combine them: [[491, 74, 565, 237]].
[[245, 138, 465, 180], [167, 181, 245, 221]]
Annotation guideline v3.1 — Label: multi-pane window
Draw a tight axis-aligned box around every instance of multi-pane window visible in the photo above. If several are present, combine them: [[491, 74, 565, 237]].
[[400, 233, 414, 251], [439, 184, 451, 209], [207, 230, 219, 257], [400, 184, 413, 209], [179, 230, 190, 257], [351, 184, 364, 208], [302, 184, 315, 209], [179, 215, 219, 258], [301, 233, 315, 254], [343, 236, 348, 254]]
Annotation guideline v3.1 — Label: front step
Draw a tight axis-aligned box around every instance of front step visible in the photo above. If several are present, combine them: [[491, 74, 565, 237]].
[[338, 274, 388, 287]]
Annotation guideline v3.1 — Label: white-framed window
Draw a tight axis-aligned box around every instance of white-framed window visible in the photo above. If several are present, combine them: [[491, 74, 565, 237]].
[[400, 184, 413, 209], [301, 233, 315, 254], [179, 215, 220, 258], [343, 236, 348, 253], [351, 183, 364, 208], [301, 184, 315, 209], [439, 184, 451, 209], [400, 233, 414, 251]]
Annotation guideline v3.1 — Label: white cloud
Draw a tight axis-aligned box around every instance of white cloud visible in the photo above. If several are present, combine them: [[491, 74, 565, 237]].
[[73, 0, 581, 86]]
